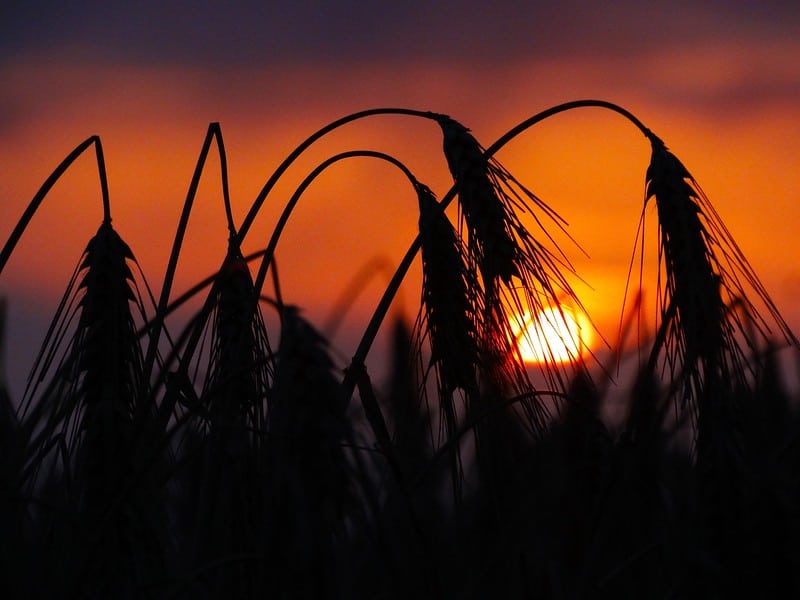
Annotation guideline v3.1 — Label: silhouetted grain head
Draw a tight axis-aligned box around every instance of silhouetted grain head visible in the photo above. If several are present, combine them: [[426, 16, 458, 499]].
[[415, 183, 483, 500], [169, 244, 278, 594], [387, 317, 415, 409], [644, 137, 799, 450], [619, 362, 684, 482], [72, 223, 146, 505], [416, 183, 482, 398], [16, 221, 169, 595], [438, 115, 519, 286], [269, 306, 350, 500], [740, 341, 793, 459], [198, 242, 273, 438], [18, 222, 149, 494], [646, 137, 798, 368], [565, 368, 602, 418], [556, 370, 611, 468], [645, 140, 742, 475], [271, 305, 346, 415], [438, 115, 590, 400], [466, 384, 538, 508], [646, 139, 725, 375]]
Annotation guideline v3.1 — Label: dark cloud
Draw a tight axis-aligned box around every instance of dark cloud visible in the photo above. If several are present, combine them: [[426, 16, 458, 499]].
[[2, 1, 798, 67], [654, 73, 800, 115]]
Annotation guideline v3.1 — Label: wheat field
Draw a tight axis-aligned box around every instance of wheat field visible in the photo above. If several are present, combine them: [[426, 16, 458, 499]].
[[1, 100, 799, 599]]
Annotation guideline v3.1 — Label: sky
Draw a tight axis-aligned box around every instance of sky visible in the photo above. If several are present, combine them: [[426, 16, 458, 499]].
[[2, 1, 800, 401]]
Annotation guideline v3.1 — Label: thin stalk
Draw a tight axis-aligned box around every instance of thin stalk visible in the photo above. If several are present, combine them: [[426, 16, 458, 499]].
[[217, 128, 235, 239], [0, 136, 110, 275], [236, 107, 443, 242], [492, 99, 655, 150], [95, 138, 111, 224], [143, 123, 230, 383], [250, 150, 418, 298]]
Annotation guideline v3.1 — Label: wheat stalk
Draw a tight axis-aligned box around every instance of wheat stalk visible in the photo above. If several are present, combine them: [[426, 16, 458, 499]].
[[640, 136, 800, 583], [18, 222, 169, 596], [143, 122, 232, 389], [266, 305, 354, 596], [153, 134, 276, 592], [643, 136, 798, 440], [0, 136, 110, 276], [177, 245, 275, 592]]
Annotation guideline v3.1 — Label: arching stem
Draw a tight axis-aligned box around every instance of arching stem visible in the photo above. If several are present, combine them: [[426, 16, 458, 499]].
[[250, 149, 418, 300], [236, 108, 442, 243], [142, 123, 230, 384], [0, 136, 110, 275]]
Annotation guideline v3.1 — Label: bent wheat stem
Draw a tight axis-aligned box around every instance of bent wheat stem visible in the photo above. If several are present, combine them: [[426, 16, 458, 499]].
[[143, 123, 231, 385], [237, 108, 444, 242], [0, 136, 110, 275], [250, 150, 419, 299]]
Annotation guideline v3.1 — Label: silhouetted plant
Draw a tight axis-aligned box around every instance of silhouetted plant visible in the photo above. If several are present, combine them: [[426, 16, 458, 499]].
[[14, 221, 169, 597], [2, 100, 799, 599]]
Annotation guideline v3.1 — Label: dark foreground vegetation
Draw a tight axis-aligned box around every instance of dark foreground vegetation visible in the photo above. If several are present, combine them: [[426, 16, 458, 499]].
[[1, 100, 799, 599]]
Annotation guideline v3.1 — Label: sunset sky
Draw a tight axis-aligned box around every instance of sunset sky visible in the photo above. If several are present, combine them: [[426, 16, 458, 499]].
[[2, 1, 799, 400]]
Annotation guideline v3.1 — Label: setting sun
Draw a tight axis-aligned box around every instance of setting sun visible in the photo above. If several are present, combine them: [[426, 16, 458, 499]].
[[510, 306, 593, 364]]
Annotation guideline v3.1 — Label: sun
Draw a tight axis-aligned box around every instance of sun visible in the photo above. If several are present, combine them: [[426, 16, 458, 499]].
[[510, 305, 593, 364]]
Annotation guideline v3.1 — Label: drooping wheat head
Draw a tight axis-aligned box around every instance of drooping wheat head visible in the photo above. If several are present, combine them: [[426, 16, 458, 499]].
[[416, 182, 482, 398], [415, 182, 483, 498], [644, 136, 797, 444], [644, 139, 744, 551], [439, 116, 519, 287], [641, 137, 800, 571], [438, 114, 589, 414], [71, 224, 146, 500], [646, 139, 725, 387]]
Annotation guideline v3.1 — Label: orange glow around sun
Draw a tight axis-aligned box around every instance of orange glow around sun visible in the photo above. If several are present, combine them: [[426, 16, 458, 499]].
[[510, 305, 594, 364]]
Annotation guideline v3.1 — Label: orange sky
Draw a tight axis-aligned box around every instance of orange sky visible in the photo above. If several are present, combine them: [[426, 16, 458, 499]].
[[2, 3, 800, 400]]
